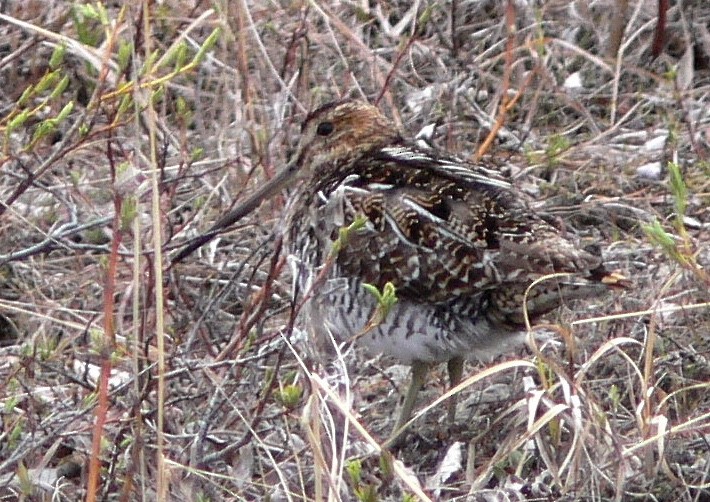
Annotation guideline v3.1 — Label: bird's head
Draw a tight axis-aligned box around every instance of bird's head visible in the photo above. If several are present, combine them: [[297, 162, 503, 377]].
[[289, 100, 400, 180]]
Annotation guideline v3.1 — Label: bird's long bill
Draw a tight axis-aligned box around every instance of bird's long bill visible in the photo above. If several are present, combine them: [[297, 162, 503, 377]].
[[211, 159, 299, 232], [171, 159, 298, 263]]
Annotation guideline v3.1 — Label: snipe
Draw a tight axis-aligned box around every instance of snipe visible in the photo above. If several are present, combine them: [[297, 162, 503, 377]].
[[175, 100, 627, 444]]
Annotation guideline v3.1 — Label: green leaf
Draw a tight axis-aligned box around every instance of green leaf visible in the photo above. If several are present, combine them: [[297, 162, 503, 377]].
[[31, 119, 58, 144], [191, 27, 222, 66], [121, 197, 138, 231], [49, 42, 67, 69], [346, 458, 362, 485], [50, 75, 71, 99], [117, 41, 133, 72], [7, 110, 30, 133], [667, 161, 687, 217], [16, 85, 34, 107], [643, 219, 677, 252], [331, 216, 368, 255], [191, 147, 205, 162], [117, 94, 133, 116], [55, 101, 74, 121], [160, 41, 188, 70], [275, 384, 302, 409], [34, 70, 60, 94], [363, 281, 398, 320]]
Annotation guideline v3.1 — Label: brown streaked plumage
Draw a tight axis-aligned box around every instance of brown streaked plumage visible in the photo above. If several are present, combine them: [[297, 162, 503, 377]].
[[176, 100, 627, 443]]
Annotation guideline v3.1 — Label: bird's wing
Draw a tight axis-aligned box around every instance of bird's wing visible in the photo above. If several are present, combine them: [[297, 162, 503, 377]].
[[333, 144, 602, 303]]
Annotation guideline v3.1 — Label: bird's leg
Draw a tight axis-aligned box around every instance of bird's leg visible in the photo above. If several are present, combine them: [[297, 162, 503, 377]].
[[385, 360, 429, 447], [447, 356, 464, 423]]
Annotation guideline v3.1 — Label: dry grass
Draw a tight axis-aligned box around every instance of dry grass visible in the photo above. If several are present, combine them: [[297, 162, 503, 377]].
[[1, 1, 709, 500]]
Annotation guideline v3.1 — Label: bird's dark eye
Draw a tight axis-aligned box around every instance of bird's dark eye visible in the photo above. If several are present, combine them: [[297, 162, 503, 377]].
[[316, 121, 335, 136]]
